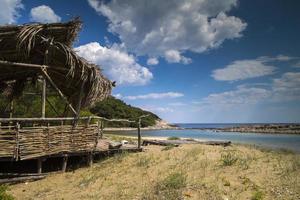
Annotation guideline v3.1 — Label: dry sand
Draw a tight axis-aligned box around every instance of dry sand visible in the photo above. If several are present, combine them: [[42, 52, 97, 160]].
[[8, 141, 300, 200]]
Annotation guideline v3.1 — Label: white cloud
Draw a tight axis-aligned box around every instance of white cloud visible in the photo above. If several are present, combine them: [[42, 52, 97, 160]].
[[141, 106, 174, 113], [88, 0, 246, 63], [257, 55, 297, 62], [211, 55, 293, 81], [113, 93, 123, 99], [293, 61, 300, 68], [30, 5, 61, 23], [123, 92, 184, 100], [0, 0, 23, 24], [197, 72, 300, 108], [200, 86, 271, 105], [75, 42, 153, 85], [147, 57, 159, 65], [272, 72, 300, 101], [164, 50, 192, 64]]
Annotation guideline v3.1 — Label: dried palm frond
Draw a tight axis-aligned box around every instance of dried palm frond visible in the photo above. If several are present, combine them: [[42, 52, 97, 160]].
[[0, 19, 112, 107]]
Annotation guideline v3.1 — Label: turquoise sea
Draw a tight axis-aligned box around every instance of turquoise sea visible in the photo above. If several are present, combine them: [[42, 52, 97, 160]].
[[115, 123, 300, 153]]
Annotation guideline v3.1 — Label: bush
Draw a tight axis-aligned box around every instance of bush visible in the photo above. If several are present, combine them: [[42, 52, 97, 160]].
[[221, 151, 238, 166], [251, 190, 264, 200], [161, 144, 177, 151], [0, 185, 15, 200], [167, 136, 180, 140]]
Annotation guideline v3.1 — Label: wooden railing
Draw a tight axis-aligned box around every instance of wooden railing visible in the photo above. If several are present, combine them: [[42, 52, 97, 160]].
[[0, 115, 149, 161]]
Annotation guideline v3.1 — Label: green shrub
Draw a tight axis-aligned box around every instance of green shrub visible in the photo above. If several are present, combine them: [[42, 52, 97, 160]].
[[221, 151, 238, 166], [167, 136, 180, 140], [160, 172, 187, 190], [161, 144, 177, 151], [0, 185, 15, 200], [251, 190, 263, 200], [136, 155, 152, 168], [143, 172, 187, 200]]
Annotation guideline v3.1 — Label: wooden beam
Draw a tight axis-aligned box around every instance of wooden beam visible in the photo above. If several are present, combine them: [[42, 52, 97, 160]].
[[46, 98, 60, 116], [61, 155, 68, 172], [41, 77, 46, 118], [137, 119, 141, 149], [0, 116, 136, 123], [37, 158, 42, 174], [41, 68, 77, 115], [0, 175, 46, 184], [87, 152, 93, 167], [0, 60, 47, 69]]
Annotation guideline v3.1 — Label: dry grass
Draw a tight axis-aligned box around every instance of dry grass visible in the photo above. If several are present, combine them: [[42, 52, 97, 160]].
[[8, 144, 300, 200]]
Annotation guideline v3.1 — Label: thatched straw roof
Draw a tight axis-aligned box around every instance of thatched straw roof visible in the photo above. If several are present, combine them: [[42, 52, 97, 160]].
[[0, 19, 112, 108]]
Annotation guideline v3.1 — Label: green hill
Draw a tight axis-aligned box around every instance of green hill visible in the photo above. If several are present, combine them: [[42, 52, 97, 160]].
[[90, 96, 160, 127]]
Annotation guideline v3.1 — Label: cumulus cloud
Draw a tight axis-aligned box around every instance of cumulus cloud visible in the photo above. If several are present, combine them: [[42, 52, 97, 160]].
[[212, 59, 276, 81], [141, 106, 174, 113], [212, 55, 298, 81], [75, 42, 153, 85], [122, 92, 184, 100], [30, 5, 61, 23], [197, 72, 300, 108], [164, 50, 192, 64], [272, 72, 300, 101], [88, 0, 246, 63], [200, 86, 271, 105], [0, 0, 23, 24], [293, 61, 300, 68], [147, 57, 159, 65]]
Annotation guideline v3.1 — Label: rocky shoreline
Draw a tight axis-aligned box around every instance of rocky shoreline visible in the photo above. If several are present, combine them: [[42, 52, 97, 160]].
[[105, 121, 300, 135], [212, 124, 300, 134]]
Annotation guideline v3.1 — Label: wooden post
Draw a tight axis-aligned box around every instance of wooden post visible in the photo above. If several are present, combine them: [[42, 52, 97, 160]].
[[9, 100, 13, 119], [41, 68, 77, 115], [41, 77, 46, 118], [62, 155, 68, 172], [87, 152, 93, 167], [138, 118, 141, 149], [37, 159, 42, 174], [100, 121, 104, 139], [9, 100, 13, 131], [75, 81, 86, 118], [15, 122, 20, 161], [94, 121, 100, 150]]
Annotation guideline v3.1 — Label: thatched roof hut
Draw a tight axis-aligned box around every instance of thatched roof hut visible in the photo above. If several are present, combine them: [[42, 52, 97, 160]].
[[0, 19, 112, 111]]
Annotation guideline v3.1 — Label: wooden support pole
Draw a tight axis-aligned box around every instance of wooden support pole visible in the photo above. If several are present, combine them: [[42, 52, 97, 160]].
[[75, 81, 86, 119], [41, 77, 46, 118], [41, 68, 77, 115], [137, 118, 141, 149], [15, 122, 20, 161], [9, 100, 13, 119], [0, 60, 48, 69], [37, 159, 42, 174], [87, 152, 93, 167], [62, 155, 68, 172], [100, 121, 104, 139]]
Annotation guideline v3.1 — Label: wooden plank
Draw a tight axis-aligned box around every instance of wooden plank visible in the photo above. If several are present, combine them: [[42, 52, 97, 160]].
[[41, 77, 46, 118], [0, 60, 47, 69], [0, 175, 46, 184], [61, 155, 68, 172], [137, 119, 141, 149]]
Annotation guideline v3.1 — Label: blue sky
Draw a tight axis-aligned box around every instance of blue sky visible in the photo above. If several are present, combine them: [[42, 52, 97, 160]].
[[1, 0, 300, 123]]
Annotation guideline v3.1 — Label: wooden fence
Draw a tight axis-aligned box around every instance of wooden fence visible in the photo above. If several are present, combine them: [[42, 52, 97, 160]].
[[0, 116, 146, 161]]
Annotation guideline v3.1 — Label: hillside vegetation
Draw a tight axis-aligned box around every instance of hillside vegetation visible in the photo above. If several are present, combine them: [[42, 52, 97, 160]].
[[0, 84, 160, 127]]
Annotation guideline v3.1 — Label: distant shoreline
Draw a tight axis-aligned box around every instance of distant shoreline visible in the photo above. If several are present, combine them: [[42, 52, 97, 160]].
[[105, 123, 300, 135]]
